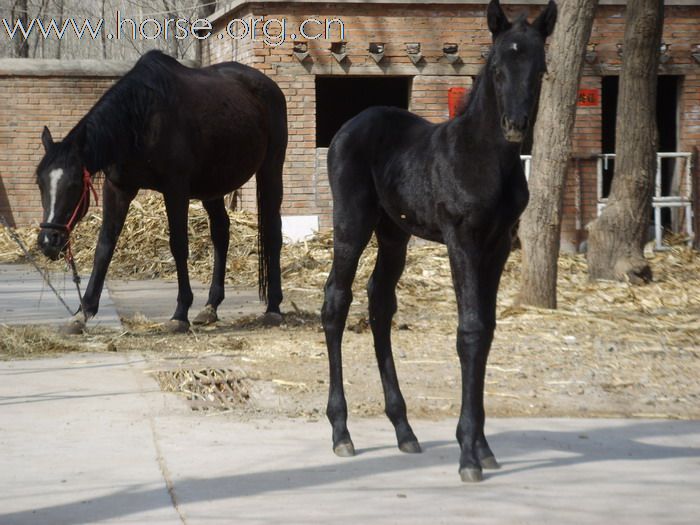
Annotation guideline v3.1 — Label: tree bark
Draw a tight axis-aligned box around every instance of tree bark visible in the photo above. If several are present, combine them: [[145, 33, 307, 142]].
[[587, 0, 663, 283], [518, 0, 598, 308], [12, 0, 30, 58]]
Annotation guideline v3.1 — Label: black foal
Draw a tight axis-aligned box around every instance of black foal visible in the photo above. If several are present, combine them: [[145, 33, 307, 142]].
[[322, 0, 557, 482]]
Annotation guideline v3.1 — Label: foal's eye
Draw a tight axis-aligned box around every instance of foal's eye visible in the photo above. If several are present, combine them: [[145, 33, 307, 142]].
[[494, 69, 504, 81]]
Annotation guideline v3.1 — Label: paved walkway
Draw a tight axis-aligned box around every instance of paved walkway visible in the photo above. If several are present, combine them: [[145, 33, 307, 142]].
[[0, 263, 261, 327], [0, 353, 699, 525], [0, 264, 120, 328]]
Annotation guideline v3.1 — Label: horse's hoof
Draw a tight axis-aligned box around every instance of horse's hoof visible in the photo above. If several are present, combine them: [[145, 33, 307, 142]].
[[193, 305, 218, 326], [261, 312, 283, 327], [60, 317, 86, 335], [459, 467, 484, 483], [333, 440, 356, 458], [399, 439, 422, 454], [164, 320, 190, 333], [480, 456, 500, 470]]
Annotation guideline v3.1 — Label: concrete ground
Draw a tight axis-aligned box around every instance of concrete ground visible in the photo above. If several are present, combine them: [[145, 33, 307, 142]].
[[1, 353, 699, 525], [0, 263, 261, 327], [1, 263, 699, 524]]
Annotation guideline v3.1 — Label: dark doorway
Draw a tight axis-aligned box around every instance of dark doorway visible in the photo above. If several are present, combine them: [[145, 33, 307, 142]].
[[600, 75, 681, 203], [315, 76, 411, 147]]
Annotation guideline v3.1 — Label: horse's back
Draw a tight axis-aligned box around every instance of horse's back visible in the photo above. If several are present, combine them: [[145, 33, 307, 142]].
[[131, 51, 286, 199]]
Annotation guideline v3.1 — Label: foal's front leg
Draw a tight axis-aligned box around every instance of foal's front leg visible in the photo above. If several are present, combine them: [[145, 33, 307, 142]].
[[163, 193, 193, 333], [64, 180, 136, 334], [444, 227, 496, 482]]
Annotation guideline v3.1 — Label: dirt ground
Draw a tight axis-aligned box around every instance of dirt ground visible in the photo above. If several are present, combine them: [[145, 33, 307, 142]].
[[3, 244, 698, 423], [2, 199, 698, 420]]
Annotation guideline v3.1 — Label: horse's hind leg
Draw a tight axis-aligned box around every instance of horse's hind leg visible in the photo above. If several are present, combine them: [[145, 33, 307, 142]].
[[193, 197, 230, 326], [368, 214, 420, 453], [322, 196, 377, 457]]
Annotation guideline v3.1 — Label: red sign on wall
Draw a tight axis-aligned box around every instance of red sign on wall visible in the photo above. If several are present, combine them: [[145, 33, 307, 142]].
[[448, 87, 468, 119], [577, 89, 600, 107]]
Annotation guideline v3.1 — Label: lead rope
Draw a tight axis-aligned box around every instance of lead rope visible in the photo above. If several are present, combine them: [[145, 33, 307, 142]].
[[0, 214, 74, 316], [63, 168, 99, 321]]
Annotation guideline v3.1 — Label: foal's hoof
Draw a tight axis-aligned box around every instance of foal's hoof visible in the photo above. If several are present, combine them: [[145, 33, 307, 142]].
[[193, 305, 218, 326], [164, 320, 190, 333], [60, 317, 86, 335], [459, 467, 484, 483], [399, 439, 422, 454], [480, 456, 501, 470], [261, 312, 283, 327], [333, 440, 356, 457]]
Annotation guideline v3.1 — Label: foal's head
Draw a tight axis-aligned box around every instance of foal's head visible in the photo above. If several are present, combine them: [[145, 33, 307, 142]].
[[486, 0, 557, 143], [35, 126, 89, 260]]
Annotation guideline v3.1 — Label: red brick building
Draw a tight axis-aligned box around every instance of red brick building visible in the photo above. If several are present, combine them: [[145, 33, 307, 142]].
[[1, 0, 699, 250]]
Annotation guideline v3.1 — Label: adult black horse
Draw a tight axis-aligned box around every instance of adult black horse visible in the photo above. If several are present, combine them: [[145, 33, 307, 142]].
[[36, 50, 287, 333], [322, 0, 557, 482]]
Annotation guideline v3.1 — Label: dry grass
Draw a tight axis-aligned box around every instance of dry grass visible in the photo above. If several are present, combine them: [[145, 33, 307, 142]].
[[153, 368, 251, 411], [0, 325, 86, 359]]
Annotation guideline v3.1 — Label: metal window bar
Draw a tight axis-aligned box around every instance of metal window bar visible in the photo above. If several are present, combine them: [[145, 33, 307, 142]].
[[521, 155, 532, 181], [595, 152, 694, 250]]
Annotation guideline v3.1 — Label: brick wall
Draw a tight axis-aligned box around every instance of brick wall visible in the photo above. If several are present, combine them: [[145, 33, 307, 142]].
[[0, 64, 120, 226]]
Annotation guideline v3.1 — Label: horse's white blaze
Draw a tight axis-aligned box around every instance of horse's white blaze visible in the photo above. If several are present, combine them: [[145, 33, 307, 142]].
[[46, 168, 64, 223], [510, 42, 518, 52]]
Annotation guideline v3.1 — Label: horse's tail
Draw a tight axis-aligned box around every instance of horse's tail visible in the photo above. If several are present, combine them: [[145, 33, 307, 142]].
[[255, 88, 287, 307], [255, 181, 271, 302]]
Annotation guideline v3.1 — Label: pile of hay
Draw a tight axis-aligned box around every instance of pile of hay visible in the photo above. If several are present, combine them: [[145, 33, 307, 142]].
[[0, 325, 85, 359], [0, 194, 261, 283], [154, 367, 251, 410]]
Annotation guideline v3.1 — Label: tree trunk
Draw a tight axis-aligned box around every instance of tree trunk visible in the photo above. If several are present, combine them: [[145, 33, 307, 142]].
[[518, 0, 598, 308], [587, 0, 663, 283], [197, 0, 218, 65], [12, 0, 30, 58]]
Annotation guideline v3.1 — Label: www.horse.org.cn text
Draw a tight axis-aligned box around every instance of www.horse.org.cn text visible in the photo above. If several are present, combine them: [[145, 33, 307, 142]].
[[1, 13, 346, 47]]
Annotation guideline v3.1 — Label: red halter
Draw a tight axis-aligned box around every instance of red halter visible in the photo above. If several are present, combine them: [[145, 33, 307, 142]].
[[65, 167, 99, 234], [40, 167, 99, 263]]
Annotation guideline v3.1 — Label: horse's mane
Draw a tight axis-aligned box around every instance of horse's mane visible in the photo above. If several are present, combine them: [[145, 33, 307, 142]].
[[66, 50, 182, 172]]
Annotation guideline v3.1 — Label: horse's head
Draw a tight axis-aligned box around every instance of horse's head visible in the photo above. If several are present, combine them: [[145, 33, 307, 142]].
[[487, 0, 557, 143], [36, 126, 90, 260]]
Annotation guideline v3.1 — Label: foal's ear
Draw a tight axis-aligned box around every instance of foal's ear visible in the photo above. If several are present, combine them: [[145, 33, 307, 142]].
[[487, 0, 511, 38], [41, 126, 54, 153], [533, 0, 558, 39]]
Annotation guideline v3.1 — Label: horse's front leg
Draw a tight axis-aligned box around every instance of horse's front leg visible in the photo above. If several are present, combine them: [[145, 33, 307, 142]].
[[163, 192, 193, 333], [64, 179, 136, 334], [192, 197, 229, 326], [444, 226, 495, 483]]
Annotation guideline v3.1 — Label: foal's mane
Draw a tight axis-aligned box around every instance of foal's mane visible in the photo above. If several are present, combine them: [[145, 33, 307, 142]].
[[66, 50, 181, 172]]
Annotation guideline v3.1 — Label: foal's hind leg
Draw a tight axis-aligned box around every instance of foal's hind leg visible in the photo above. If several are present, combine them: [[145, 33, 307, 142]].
[[368, 215, 420, 453], [193, 197, 230, 326], [322, 212, 376, 457]]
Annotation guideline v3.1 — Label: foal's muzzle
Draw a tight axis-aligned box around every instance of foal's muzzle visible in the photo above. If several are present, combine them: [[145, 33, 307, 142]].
[[501, 115, 528, 143], [38, 227, 68, 261]]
